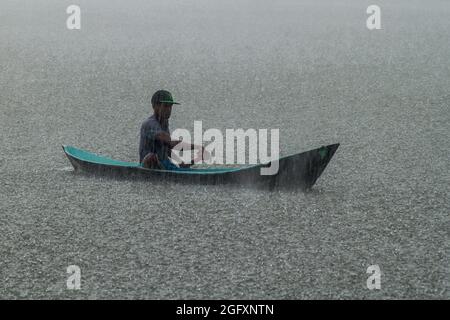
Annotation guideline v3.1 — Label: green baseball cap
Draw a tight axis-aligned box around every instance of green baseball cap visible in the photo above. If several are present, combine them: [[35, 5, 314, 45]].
[[151, 90, 180, 105]]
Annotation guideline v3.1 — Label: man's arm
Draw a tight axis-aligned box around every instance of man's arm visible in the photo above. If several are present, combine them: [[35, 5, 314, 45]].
[[155, 131, 210, 162], [155, 132, 204, 151], [170, 150, 194, 168]]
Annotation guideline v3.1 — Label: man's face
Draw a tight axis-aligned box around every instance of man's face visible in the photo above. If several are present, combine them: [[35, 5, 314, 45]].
[[154, 103, 173, 120]]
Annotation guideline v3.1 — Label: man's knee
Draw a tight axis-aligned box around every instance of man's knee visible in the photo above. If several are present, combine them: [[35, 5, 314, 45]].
[[142, 153, 161, 169]]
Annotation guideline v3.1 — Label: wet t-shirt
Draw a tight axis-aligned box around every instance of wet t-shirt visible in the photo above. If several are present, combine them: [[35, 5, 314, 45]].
[[139, 115, 170, 163]]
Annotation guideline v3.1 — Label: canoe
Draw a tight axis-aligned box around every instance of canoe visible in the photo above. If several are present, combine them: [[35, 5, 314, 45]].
[[62, 144, 339, 190]]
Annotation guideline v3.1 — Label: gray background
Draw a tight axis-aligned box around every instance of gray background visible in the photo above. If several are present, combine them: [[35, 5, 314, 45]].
[[0, 0, 449, 298]]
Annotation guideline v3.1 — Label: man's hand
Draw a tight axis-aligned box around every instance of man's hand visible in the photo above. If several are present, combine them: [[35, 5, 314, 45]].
[[193, 146, 211, 163], [202, 146, 211, 160]]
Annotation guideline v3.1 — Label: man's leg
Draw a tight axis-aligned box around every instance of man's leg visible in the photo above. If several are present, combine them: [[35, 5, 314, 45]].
[[160, 159, 192, 171], [142, 153, 164, 169]]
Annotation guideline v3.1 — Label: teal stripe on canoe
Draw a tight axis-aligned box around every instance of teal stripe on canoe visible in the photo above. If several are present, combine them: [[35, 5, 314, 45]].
[[64, 145, 142, 167], [62, 145, 248, 173]]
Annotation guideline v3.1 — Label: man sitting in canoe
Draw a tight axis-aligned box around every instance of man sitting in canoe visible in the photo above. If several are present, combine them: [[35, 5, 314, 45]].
[[139, 90, 208, 170]]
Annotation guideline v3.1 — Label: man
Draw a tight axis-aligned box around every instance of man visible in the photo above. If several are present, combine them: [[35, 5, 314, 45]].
[[139, 90, 207, 170]]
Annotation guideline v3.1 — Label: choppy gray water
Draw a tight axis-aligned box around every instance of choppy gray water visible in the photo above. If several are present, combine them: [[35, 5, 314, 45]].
[[0, 0, 449, 299]]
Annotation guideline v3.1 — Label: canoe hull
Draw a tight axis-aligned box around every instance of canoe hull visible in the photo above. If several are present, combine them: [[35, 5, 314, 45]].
[[63, 144, 339, 190]]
